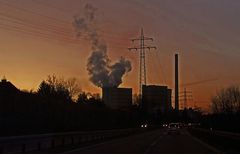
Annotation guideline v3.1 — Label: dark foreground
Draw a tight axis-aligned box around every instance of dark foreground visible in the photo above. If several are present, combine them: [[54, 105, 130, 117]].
[[61, 129, 221, 154]]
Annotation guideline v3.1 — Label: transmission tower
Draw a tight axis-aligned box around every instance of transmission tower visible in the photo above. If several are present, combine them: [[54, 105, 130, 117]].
[[179, 88, 193, 109], [128, 28, 156, 95]]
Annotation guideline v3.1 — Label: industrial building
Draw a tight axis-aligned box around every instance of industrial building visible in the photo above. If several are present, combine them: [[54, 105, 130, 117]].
[[142, 85, 172, 115], [102, 87, 132, 110]]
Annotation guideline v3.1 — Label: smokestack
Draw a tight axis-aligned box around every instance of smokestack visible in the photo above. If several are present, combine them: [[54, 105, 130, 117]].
[[175, 54, 179, 111]]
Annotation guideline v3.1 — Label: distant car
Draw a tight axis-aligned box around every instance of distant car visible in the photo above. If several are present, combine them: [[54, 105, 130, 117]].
[[162, 124, 168, 128], [188, 122, 200, 128], [167, 123, 180, 135], [141, 124, 148, 128]]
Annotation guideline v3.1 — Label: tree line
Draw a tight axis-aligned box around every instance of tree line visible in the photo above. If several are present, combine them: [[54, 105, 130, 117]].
[[201, 85, 240, 133], [2, 75, 238, 135], [0, 75, 141, 137]]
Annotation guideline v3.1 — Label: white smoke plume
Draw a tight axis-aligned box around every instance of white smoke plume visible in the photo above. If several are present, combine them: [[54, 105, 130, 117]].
[[73, 3, 132, 88], [109, 57, 131, 87]]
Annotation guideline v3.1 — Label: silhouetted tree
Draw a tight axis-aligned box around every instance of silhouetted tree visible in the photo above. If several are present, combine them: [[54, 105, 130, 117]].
[[37, 75, 71, 103], [44, 75, 81, 101], [88, 93, 103, 105], [38, 81, 54, 97], [77, 92, 103, 105], [0, 77, 143, 136], [77, 92, 89, 103], [211, 86, 240, 114], [65, 77, 82, 101]]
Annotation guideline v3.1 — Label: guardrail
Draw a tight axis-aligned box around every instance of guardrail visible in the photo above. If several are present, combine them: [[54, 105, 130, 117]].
[[188, 128, 240, 153], [0, 128, 146, 154]]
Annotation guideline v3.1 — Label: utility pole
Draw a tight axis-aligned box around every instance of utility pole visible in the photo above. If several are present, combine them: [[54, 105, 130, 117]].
[[128, 28, 156, 95]]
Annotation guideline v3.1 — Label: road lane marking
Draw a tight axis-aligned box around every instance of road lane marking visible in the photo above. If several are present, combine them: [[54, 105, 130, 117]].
[[144, 135, 162, 154], [61, 141, 108, 154], [186, 131, 224, 154], [61, 130, 163, 154]]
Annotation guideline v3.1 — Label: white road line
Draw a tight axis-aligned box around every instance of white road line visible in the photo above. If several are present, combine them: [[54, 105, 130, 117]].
[[61, 141, 110, 154], [144, 135, 163, 154], [61, 130, 161, 154], [186, 131, 224, 154]]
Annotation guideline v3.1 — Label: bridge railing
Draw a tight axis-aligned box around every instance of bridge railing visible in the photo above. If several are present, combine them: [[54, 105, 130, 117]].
[[0, 128, 146, 154]]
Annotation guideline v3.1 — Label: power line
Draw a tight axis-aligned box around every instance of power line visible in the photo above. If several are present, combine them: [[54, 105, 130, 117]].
[[148, 54, 158, 83], [0, 16, 74, 39], [0, 23, 69, 43], [0, 16, 130, 47], [155, 51, 167, 85], [0, 12, 73, 33], [0, 1, 70, 25], [0, 0, 140, 49], [0, 24, 129, 48], [148, 52, 162, 85], [0, 1, 134, 45], [181, 78, 218, 87], [0, 24, 79, 45], [30, 0, 71, 13], [26, 0, 135, 41]]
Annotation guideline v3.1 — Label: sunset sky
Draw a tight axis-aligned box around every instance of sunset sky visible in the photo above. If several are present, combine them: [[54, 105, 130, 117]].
[[1, 0, 240, 111]]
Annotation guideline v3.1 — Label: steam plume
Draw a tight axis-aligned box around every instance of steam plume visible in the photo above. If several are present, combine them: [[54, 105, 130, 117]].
[[73, 4, 131, 88]]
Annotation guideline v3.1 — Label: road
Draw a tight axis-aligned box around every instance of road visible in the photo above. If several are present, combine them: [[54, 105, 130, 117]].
[[62, 129, 222, 154]]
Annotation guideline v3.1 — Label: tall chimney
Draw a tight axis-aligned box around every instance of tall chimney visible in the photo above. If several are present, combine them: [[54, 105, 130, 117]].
[[175, 54, 179, 111]]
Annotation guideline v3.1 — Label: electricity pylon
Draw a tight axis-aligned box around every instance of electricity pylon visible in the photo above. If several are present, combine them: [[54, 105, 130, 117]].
[[180, 88, 193, 109], [128, 28, 156, 95]]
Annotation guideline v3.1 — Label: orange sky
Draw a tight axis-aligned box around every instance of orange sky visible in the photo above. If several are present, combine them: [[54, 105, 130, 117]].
[[1, 0, 240, 112]]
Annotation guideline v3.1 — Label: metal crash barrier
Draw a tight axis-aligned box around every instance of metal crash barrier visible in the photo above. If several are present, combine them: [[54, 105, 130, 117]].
[[188, 128, 240, 153], [0, 128, 145, 154]]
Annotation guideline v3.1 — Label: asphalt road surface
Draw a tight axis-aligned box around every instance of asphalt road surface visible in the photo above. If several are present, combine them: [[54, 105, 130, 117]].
[[62, 129, 222, 154]]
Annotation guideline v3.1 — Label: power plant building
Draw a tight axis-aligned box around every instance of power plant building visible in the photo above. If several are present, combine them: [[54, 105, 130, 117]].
[[102, 87, 132, 110], [142, 85, 172, 115]]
